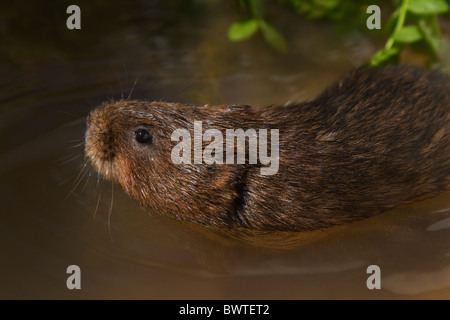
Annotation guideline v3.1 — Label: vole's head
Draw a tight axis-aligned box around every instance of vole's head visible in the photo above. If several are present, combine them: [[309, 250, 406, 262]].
[[86, 100, 162, 181], [84, 99, 235, 224], [85, 100, 193, 208]]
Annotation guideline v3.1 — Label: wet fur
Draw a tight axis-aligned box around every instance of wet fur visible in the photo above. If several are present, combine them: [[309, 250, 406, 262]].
[[85, 65, 450, 231]]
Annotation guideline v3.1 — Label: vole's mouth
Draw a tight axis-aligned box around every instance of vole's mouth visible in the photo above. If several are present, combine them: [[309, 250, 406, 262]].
[[85, 152, 123, 184], [84, 128, 122, 184]]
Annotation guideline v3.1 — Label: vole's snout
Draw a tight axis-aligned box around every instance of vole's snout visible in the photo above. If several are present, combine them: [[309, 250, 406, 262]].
[[102, 131, 116, 160], [85, 112, 116, 162]]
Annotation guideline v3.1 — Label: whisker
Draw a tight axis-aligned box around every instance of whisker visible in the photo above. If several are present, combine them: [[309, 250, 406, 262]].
[[57, 160, 87, 187], [81, 169, 93, 193], [108, 178, 115, 243], [56, 154, 81, 166], [65, 137, 86, 144], [67, 141, 86, 149], [163, 82, 197, 102], [56, 153, 79, 162], [64, 162, 89, 200], [93, 188, 102, 219], [58, 175, 78, 188], [73, 162, 88, 185], [127, 74, 140, 100]]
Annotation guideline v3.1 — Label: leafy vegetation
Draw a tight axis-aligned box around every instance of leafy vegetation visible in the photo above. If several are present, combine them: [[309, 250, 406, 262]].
[[228, 0, 288, 53], [226, 0, 450, 66]]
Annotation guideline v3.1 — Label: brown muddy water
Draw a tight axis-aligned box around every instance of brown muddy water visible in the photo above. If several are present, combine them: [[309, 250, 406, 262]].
[[1, 1, 450, 299]]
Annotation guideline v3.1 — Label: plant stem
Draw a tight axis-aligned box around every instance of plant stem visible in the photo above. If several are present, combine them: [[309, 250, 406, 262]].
[[418, 19, 440, 54], [385, 0, 409, 49], [431, 15, 441, 38], [248, 0, 262, 18]]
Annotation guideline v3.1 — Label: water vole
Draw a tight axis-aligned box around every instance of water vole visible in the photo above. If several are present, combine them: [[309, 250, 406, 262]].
[[85, 65, 450, 231]]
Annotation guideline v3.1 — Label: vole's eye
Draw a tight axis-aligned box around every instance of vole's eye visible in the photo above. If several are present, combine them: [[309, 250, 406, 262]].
[[134, 128, 152, 144]]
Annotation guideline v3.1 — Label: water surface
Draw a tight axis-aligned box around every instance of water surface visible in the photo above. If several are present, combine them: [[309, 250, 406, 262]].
[[1, 1, 450, 299]]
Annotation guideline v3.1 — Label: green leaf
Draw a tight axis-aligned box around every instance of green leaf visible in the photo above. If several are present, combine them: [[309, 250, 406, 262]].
[[227, 19, 259, 42], [407, 0, 449, 15], [370, 47, 399, 66], [394, 25, 423, 43], [259, 21, 288, 53]]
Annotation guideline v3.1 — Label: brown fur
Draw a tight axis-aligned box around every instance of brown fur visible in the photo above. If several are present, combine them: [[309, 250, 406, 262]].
[[85, 65, 450, 231]]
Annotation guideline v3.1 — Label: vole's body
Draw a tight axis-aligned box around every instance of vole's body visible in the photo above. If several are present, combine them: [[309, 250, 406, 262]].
[[85, 65, 450, 231]]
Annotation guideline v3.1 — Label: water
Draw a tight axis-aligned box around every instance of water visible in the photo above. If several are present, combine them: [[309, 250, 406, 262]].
[[1, 1, 450, 299]]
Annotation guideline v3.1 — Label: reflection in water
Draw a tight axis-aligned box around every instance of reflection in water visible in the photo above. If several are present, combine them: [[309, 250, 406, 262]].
[[383, 265, 450, 295], [1, 1, 450, 299], [427, 216, 450, 232]]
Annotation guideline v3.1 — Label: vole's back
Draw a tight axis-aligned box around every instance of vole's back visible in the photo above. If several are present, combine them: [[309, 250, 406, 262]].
[[236, 65, 450, 230]]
